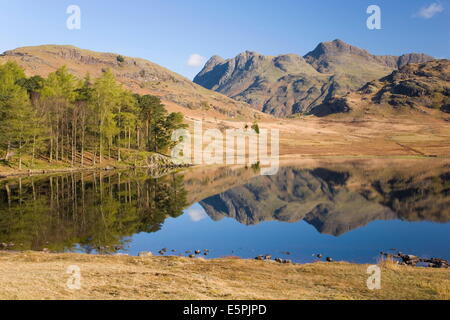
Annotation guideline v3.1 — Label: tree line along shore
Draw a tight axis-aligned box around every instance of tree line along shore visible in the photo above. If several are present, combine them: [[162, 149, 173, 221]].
[[0, 61, 187, 172]]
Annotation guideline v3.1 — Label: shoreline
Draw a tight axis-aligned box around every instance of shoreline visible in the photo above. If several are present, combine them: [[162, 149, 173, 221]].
[[0, 162, 192, 179], [1, 248, 447, 269], [2, 153, 448, 179], [0, 150, 192, 179], [0, 251, 448, 300]]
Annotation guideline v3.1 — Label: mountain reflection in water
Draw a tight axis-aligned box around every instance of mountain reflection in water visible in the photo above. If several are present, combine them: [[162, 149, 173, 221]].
[[200, 167, 450, 236], [0, 160, 449, 262]]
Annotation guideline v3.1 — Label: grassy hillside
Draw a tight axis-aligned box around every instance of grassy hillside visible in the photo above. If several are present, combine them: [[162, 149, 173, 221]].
[[0, 45, 265, 120]]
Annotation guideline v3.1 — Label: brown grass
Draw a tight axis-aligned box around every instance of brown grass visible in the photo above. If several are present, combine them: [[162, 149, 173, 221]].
[[0, 251, 448, 300], [377, 256, 402, 271]]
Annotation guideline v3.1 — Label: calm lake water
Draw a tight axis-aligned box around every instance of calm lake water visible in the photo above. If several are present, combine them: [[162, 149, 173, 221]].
[[0, 160, 449, 264]]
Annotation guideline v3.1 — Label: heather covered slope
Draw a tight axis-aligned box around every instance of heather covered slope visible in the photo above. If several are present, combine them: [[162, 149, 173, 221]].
[[194, 40, 433, 116], [0, 45, 264, 120], [368, 59, 450, 112]]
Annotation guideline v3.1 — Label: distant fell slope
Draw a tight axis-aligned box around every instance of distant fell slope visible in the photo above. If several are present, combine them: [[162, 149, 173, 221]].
[[0, 45, 265, 120], [310, 59, 450, 117], [304, 39, 432, 73], [194, 39, 433, 117]]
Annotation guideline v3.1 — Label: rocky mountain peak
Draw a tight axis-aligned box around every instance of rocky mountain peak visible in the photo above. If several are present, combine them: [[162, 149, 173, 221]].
[[203, 55, 225, 71], [194, 40, 436, 117], [305, 39, 370, 60]]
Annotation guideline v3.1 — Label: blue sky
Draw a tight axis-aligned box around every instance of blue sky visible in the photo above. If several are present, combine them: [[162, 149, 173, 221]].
[[0, 0, 449, 79]]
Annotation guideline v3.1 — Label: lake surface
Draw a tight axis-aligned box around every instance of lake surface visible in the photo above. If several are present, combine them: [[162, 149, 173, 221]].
[[0, 159, 449, 264]]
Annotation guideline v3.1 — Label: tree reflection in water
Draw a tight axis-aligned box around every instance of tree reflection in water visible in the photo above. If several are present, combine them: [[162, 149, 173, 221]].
[[0, 170, 187, 253]]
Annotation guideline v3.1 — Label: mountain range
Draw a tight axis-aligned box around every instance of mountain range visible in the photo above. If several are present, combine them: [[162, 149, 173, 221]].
[[1, 42, 447, 120], [194, 39, 435, 116]]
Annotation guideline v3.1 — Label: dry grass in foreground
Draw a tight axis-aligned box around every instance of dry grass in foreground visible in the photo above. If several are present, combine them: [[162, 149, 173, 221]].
[[0, 252, 448, 300]]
